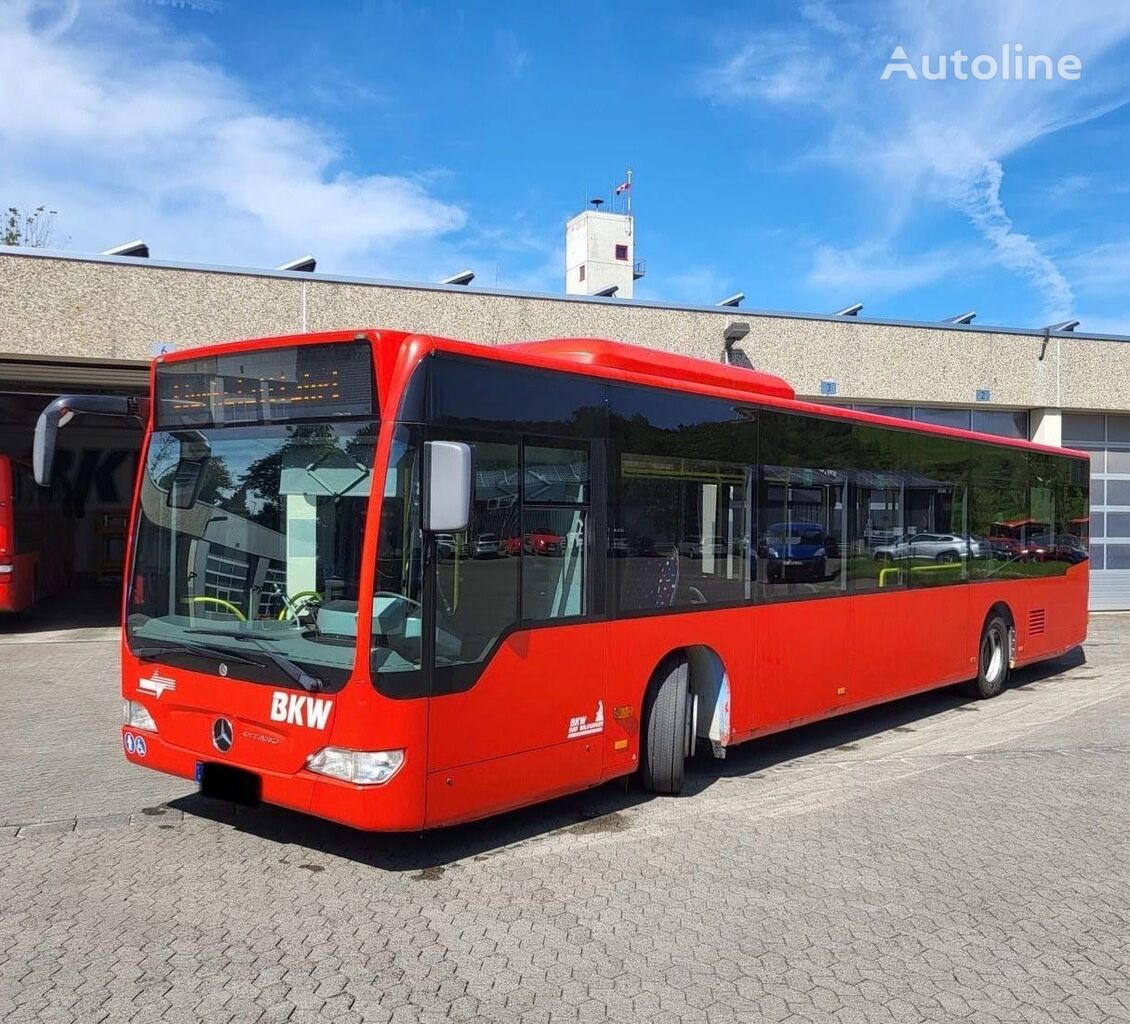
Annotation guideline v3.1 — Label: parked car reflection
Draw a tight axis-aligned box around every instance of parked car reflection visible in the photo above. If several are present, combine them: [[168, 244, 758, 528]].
[[760, 522, 829, 582], [873, 533, 988, 563]]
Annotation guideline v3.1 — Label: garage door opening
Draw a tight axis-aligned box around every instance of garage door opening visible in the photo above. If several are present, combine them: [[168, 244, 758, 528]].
[[0, 356, 147, 642]]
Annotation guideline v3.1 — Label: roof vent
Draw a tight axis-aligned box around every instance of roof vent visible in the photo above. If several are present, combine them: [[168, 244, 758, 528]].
[[942, 311, 977, 325], [278, 255, 316, 273], [834, 302, 863, 317], [101, 240, 149, 258]]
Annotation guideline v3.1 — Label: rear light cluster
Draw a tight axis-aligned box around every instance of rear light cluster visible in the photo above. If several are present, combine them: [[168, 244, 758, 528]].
[[306, 747, 404, 785], [123, 700, 157, 732]]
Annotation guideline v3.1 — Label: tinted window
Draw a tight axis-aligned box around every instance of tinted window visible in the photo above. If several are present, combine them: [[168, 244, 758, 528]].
[[971, 409, 1029, 439], [372, 429, 424, 686], [756, 412, 849, 601], [850, 425, 906, 592], [610, 386, 753, 611], [969, 444, 1041, 580], [904, 433, 969, 588], [433, 436, 520, 693], [430, 355, 606, 437], [521, 439, 591, 621], [914, 407, 971, 430]]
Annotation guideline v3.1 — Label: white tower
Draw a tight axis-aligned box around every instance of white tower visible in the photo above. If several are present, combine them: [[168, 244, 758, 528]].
[[565, 196, 642, 299]]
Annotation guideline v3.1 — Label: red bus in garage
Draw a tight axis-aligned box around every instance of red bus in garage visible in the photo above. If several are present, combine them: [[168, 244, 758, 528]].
[[0, 455, 72, 614], [33, 330, 1089, 830]]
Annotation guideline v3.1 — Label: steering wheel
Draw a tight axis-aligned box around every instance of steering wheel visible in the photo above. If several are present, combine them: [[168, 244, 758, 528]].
[[277, 590, 324, 621], [184, 596, 247, 621]]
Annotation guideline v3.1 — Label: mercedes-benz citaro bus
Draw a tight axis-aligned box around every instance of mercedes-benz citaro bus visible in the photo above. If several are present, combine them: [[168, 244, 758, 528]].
[[33, 330, 1090, 830]]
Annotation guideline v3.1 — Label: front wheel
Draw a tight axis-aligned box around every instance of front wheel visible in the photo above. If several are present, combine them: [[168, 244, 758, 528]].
[[641, 655, 694, 795], [964, 615, 1011, 699]]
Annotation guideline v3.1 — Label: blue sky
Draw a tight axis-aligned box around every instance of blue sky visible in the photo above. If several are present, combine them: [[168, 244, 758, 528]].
[[5, 1, 1130, 331]]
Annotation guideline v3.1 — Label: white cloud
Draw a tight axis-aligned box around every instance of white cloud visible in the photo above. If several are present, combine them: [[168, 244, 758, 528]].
[[0, 0, 466, 272], [696, 0, 1130, 320], [958, 161, 1074, 320], [697, 31, 835, 105], [494, 29, 529, 81], [1066, 240, 1130, 293], [806, 241, 968, 301]]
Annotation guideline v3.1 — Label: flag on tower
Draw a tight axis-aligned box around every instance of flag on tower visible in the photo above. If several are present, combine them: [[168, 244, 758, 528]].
[[614, 178, 631, 195]]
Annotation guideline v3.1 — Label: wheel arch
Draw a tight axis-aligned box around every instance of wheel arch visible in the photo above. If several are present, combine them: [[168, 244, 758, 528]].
[[642, 644, 733, 752], [982, 600, 1017, 665]]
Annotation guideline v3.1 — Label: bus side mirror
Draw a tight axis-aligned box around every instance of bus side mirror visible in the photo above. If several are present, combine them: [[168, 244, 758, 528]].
[[424, 440, 472, 534], [33, 401, 65, 485], [33, 394, 150, 486]]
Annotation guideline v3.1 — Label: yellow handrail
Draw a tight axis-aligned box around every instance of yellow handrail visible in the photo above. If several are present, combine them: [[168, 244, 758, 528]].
[[184, 596, 247, 621], [878, 563, 963, 588]]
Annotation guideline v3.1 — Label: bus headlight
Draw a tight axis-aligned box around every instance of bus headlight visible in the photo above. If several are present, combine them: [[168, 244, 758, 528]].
[[123, 700, 157, 732], [306, 747, 404, 785]]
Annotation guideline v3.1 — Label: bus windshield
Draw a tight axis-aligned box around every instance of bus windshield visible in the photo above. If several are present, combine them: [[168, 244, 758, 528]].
[[127, 341, 378, 692], [127, 422, 377, 691]]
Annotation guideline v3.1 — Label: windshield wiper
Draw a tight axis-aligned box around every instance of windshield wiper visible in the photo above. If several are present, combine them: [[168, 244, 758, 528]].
[[185, 629, 325, 692], [131, 640, 259, 667]]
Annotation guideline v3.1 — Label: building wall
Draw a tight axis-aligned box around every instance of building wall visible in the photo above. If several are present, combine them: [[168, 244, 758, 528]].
[[2, 248, 1129, 413]]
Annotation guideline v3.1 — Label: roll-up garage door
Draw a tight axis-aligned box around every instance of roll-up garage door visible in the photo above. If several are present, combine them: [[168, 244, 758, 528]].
[[0, 355, 149, 394], [1064, 413, 1130, 611]]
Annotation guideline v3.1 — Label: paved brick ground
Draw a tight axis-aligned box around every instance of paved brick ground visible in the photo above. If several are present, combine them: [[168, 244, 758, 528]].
[[1, 616, 1128, 1023]]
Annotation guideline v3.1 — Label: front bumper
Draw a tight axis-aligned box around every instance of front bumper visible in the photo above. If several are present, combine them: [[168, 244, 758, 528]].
[[121, 726, 425, 831]]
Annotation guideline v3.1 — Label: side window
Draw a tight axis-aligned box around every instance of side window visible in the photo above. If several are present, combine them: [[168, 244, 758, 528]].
[[756, 412, 849, 601], [1029, 452, 1089, 575], [969, 444, 1031, 580], [904, 433, 968, 589], [372, 430, 424, 678], [434, 438, 520, 684], [849, 425, 906, 592], [522, 441, 589, 621], [617, 451, 751, 610], [609, 385, 754, 613], [1058, 456, 1090, 565]]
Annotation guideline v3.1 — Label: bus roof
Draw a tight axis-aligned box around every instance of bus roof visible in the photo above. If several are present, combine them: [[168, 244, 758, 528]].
[[155, 329, 1090, 461]]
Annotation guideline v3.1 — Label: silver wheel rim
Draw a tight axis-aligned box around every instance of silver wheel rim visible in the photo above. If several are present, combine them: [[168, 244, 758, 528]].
[[982, 627, 1005, 683]]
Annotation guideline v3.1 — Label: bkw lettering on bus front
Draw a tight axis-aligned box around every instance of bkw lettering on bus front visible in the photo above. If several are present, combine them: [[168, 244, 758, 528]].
[[269, 691, 332, 730]]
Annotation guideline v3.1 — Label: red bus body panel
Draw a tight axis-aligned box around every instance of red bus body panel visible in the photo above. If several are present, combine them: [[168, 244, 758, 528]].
[[0, 456, 71, 614], [118, 330, 1090, 831]]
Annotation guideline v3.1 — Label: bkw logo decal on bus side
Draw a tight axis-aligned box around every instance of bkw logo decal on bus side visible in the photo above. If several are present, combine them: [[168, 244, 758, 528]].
[[567, 701, 604, 740], [269, 692, 333, 730]]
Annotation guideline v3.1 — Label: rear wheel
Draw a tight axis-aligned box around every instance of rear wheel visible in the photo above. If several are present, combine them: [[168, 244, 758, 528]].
[[641, 655, 694, 794], [964, 615, 1011, 699]]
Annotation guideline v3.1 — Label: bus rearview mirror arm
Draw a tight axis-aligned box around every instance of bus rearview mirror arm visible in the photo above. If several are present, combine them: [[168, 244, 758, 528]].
[[424, 440, 473, 534], [34, 394, 151, 486]]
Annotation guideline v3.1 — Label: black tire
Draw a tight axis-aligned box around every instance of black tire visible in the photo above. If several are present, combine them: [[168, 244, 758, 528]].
[[935, 551, 959, 564], [641, 655, 693, 795], [963, 615, 1011, 699]]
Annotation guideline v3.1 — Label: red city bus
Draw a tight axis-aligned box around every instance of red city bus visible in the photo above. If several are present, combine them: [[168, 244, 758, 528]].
[[33, 330, 1089, 830], [0, 455, 72, 614]]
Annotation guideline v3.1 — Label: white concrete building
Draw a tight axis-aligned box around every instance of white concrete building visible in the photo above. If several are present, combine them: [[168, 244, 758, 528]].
[[564, 208, 643, 299]]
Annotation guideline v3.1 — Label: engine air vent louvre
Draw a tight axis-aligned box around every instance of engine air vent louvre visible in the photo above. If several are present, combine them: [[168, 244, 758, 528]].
[[1028, 608, 1047, 636]]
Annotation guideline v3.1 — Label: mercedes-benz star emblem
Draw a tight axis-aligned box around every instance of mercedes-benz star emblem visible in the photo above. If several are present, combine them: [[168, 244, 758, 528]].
[[212, 717, 234, 753]]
